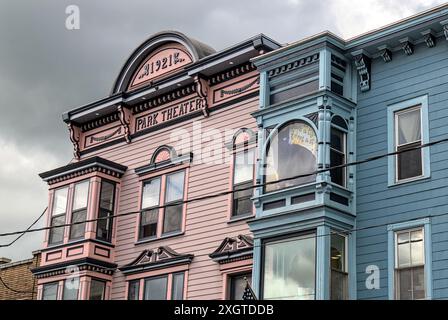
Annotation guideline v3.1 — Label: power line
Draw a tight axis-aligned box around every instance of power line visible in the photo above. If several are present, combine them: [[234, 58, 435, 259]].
[[0, 136, 446, 239], [0, 276, 36, 295], [0, 207, 47, 248]]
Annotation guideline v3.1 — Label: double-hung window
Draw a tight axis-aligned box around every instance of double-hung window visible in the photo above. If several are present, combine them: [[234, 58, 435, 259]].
[[69, 181, 89, 240], [330, 234, 348, 300], [139, 170, 185, 240], [395, 107, 423, 181], [330, 125, 347, 187], [89, 279, 106, 300], [96, 181, 115, 242], [62, 278, 79, 300], [395, 228, 425, 300], [129, 272, 185, 300], [232, 149, 254, 217], [49, 187, 69, 244]]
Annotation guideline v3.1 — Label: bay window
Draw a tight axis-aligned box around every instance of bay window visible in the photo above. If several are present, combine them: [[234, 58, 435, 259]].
[[395, 106, 422, 181], [96, 181, 116, 242], [265, 121, 317, 192], [139, 170, 185, 240], [232, 149, 254, 217], [69, 181, 89, 240], [62, 278, 79, 300], [49, 187, 68, 244], [395, 228, 425, 300], [263, 234, 316, 300], [330, 234, 348, 300]]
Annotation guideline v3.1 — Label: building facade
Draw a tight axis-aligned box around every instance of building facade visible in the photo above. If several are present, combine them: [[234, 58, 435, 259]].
[[0, 252, 40, 300], [32, 4, 448, 300]]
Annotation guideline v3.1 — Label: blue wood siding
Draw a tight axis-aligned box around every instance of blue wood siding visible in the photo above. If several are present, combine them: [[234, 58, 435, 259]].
[[356, 39, 448, 299]]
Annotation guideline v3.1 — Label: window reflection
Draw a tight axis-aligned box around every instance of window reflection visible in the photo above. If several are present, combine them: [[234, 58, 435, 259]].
[[265, 122, 317, 192]]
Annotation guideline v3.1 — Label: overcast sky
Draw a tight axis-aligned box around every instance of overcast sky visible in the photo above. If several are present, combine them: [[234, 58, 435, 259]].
[[0, 0, 445, 261]]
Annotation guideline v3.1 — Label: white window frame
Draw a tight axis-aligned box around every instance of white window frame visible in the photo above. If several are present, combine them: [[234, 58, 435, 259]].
[[387, 95, 430, 186]]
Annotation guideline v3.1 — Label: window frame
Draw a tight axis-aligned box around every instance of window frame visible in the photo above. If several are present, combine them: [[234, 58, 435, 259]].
[[330, 233, 349, 300], [387, 95, 430, 186], [162, 171, 186, 235], [69, 180, 90, 240], [96, 179, 116, 242], [62, 278, 80, 300], [387, 218, 432, 300], [41, 282, 59, 300], [48, 186, 69, 245], [231, 148, 255, 218], [138, 169, 186, 242], [330, 123, 347, 188], [89, 278, 107, 300], [228, 272, 252, 300], [261, 232, 317, 300], [127, 272, 186, 300]]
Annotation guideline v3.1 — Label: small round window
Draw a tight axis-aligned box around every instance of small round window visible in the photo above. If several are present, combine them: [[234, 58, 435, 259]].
[[265, 121, 318, 192]]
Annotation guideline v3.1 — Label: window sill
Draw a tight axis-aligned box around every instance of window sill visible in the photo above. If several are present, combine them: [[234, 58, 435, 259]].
[[227, 213, 254, 224], [388, 175, 430, 188], [135, 231, 184, 246]]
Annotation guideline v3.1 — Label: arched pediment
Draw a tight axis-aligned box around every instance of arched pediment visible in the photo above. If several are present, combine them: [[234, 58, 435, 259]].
[[111, 31, 215, 93]]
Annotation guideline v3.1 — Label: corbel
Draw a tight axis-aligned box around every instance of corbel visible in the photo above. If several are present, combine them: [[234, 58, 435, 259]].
[[440, 19, 448, 41], [352, 51, 371, 92], [118, 104, 132, 144], [421, 29, 436, 48], [399, 37, 414, 56], [194, 74, 210, 117], [377, 45, 392, 63], [67, 122, 81, 160]]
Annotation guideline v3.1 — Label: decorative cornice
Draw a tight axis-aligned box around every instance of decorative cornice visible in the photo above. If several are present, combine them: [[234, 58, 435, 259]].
[[131, 84, 196, 115], [81, 112, 120, 132], [39, 156, 127, 185], [119, 246, 194, 275], [267, 53, 319, 79], [399, 37, 414, 56], [220, 76, 260, 98], [31, 258, 117, 279], [118, 105, 132, 143], [209, 62, 256, 85], [421, 29, 436, 48], [377, 45, 392, 63], [68, 122, 81, 160], [194, 74, 210, 117], [440, 20, 448, 40], [209, 235, 253, 264]]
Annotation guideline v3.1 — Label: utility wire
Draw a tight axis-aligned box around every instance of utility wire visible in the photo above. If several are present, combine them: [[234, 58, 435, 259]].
[[0, 207, 47, 248], [0, 276, 36, 295], [0, 136, 446, 239]]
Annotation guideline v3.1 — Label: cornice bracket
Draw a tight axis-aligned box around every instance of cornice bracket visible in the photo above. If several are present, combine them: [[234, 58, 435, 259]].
[[67, 122, 81, 160], [353, 53, 371, 92]]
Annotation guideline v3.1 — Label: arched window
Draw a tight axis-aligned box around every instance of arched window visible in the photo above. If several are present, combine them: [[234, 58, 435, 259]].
[[265, 121, 318, 192]]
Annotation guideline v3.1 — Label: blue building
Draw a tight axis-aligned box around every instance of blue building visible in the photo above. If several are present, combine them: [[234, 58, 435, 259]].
[[250, 5, 448, 300]]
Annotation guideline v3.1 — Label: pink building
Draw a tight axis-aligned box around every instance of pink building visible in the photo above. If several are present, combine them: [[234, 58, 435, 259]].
[[32, 31, 280, 300]]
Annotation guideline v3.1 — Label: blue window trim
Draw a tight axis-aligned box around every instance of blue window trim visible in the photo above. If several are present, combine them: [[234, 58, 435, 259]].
[[387, 95, 430, 186], [387, 218, 432, 300]]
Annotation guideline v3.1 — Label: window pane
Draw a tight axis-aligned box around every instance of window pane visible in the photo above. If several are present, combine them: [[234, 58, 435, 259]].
[[63, 279, 79, 300], [97, 209, 112, 241], [233, 181, 253, 216], [49, 215, 65, 244], [234, 149, 254, 184], [331, 270, 348, 300], [397, 269, 412, 300], [144, 277, 167, 300], [397, 108, 421, 145], [330, 150, 345, 186], [140, 209, 158, 238], [331, 234, 346, 271], [73, 181, 89, 210], [52, 188, 68, 215], [411, 239, 424, 266], [230, 274, 251, 300], [265, 122, 317, 192], [69, 209, 86, 239], [163, 204, 182, 234], [100, 181, 115, 211], [397, 232, 410, 244], [263, 235, 316, 300], [397, 144, 422, 180], [128, 280, 140, 300], [331, 128, 344, 152], [89, 280, 105, 300], [172, 273, 185, 300], [398, 242, 411, 268], [165, 171, 185, 203], [142, 178, 161, 209], [413, 266, 425, 299], [42, 283, 58, 300]]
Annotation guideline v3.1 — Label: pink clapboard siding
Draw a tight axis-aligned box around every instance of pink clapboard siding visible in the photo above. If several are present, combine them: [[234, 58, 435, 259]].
[[80, 95, 259, 300]]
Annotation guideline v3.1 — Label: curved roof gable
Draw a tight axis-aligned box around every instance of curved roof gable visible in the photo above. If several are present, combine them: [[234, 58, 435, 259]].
[[111, 31, 215, 94]]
